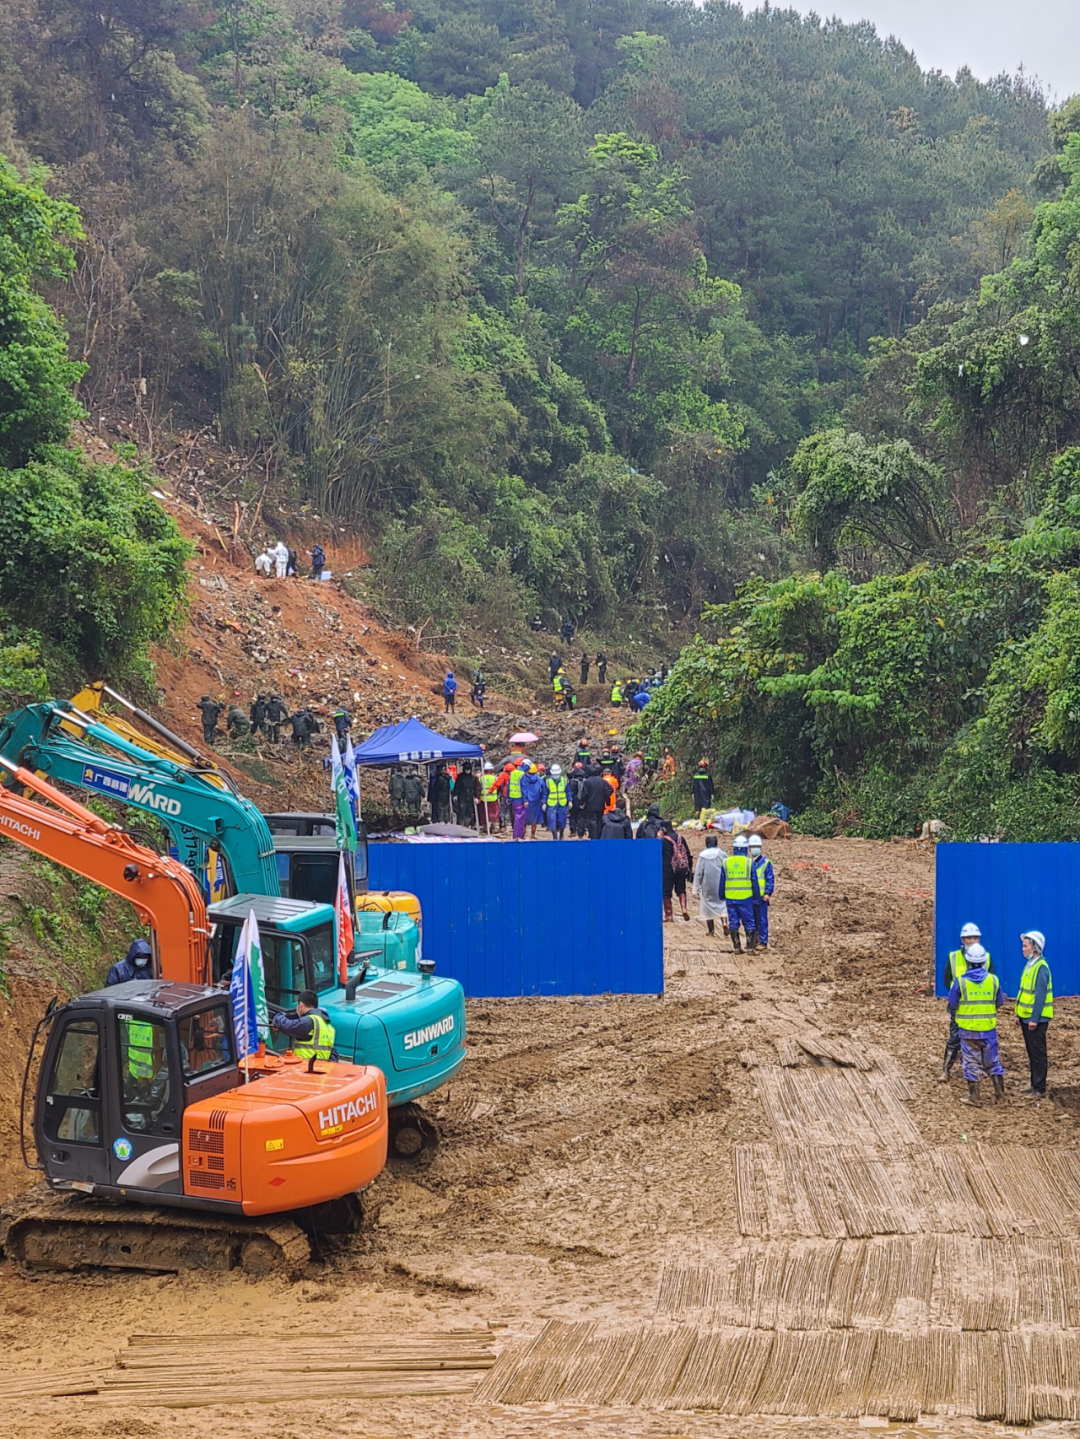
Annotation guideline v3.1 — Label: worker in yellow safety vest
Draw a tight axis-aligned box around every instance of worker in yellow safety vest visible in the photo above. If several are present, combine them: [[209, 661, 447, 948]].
[[508, 760, 529, 841], [544, 764, 569, 839], [720, 833, 760, 955], [610, 680, 624, 706], [480, 761, 500, 829], [271, 989, 337, 1061], [939, 922, 994, 1082], [946, 943, 1004, 1106], [1015, 930, 1053, 1099]]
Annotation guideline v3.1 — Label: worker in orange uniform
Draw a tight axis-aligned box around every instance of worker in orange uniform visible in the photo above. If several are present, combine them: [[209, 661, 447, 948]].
[[602, 765, 619, 814]]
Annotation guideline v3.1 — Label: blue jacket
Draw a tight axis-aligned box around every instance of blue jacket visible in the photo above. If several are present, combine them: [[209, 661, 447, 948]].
[[443, 675, 457, 696], [106, 939, 153, 985], [270, 1006, 338, 1059], [752, 856, 775, 898], [521, 771, 544, 804]]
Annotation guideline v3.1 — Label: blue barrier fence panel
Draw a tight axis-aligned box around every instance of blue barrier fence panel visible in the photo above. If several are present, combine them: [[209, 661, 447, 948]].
[[368, 839, 664, 997], [934, 842, 1080, 997]]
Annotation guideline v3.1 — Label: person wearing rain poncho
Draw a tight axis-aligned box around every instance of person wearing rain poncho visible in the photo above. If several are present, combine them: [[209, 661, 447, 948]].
[[692, 835, 728, 938]]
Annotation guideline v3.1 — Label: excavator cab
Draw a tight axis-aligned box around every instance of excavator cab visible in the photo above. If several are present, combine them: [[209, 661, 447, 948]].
[[32, 980, 387, 1214]]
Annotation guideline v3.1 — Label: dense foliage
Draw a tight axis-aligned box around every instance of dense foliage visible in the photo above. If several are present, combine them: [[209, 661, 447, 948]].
[[0, 0, 1058, 638], [0, 161, 189, 696], [635, 134, 1080, 838]]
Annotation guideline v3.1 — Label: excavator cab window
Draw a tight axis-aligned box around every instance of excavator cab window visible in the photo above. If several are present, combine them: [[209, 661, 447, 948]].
[[117, 1013, 171, 1133], [260, 934, 308, 1006], [43, 1020, 102, 1146], [178, 1005, 233, 1078]]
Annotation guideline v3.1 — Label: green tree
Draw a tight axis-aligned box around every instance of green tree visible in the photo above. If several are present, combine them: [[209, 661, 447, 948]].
[[0, 157, 85, 467]]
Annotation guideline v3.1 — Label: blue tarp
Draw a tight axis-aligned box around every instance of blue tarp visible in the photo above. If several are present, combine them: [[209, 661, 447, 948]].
[[352, 715, 483, 768]]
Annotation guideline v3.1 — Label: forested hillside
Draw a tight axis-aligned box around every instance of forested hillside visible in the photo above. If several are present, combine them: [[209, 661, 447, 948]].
[[0, 0, 1054, 632], [1, 0, 1078, 835]]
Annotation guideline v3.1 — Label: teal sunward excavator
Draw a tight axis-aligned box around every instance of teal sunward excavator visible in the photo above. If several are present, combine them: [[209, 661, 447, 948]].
[[0, 701, 461, 1157]]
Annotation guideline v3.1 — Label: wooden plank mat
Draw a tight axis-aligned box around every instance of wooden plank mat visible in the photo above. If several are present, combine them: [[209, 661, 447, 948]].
[[81, 1330, 496, 1408]]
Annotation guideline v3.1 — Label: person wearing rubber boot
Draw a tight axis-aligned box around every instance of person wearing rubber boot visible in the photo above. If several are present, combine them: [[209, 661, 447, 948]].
[[939, 922, 994, 1082], [749, 834, 774, 950], [722, 834, 758, 953], [946, 943, 1005, 1106], [1015, 930, 1053, 1100]]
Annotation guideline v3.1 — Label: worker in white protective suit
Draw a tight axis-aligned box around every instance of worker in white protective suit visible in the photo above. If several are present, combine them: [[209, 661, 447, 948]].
[[692, 833, 728, 937], [254, 551, 272, 577], [271, 540, 289, 579]]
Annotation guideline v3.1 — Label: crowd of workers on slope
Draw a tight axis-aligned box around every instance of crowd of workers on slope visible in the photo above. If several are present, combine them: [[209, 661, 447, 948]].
[[939, 921, 1054, 1106], [547, 647, 669, 714], [254, 541, 327, 580], [196, 693, 358, 751]]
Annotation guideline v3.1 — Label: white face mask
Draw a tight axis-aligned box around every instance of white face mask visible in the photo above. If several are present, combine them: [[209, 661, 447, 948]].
[[134, 956, 150, 968]]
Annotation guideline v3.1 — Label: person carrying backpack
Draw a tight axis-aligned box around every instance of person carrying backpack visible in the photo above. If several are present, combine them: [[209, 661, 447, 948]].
[[660, 821, 692, 922]]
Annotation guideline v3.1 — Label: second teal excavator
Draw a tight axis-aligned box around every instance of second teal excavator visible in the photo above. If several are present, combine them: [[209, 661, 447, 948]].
[[0, 701, 461, 1156]]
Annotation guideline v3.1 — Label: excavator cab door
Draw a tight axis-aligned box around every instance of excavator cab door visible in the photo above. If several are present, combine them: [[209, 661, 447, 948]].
[[104, 1005, 183, 1195], [37, 1012, 109, 1189]]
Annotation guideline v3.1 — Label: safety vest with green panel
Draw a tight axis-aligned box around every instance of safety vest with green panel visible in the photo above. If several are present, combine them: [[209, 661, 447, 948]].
[[293, 1010, 335, 1061], [481, 773, 499, 803], [125, 1018, 156, 1080], [693, 767, 709, 783], [545, 776, 568, 806], [949, 947, 993, 982], [553, 673, 564, 694], [1015, 956, 1054, 1020], [956, 972, 1000, 1032], [508, 768, 524, 801], [725, 853, 754, 902], [611, 684, 623, 703]]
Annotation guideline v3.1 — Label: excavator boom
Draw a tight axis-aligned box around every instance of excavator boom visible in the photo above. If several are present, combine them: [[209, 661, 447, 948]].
[[0, 755, 209, 984]]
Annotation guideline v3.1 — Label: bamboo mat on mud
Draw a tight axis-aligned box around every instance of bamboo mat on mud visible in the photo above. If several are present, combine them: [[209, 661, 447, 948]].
[[733, 1142, 1080, 1238], [656, 1234, 1080, 1331], [475, 1318, 1080, 1421], [4, 1331, 495, 1407], [754, 1066, 922, 1148]]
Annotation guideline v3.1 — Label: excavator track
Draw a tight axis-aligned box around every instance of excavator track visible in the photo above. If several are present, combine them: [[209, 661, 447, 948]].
[[0, 1187, 311, 1276]]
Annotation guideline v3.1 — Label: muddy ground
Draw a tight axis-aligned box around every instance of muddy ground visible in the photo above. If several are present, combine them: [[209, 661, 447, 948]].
[[4, 834, 1080, 1437]]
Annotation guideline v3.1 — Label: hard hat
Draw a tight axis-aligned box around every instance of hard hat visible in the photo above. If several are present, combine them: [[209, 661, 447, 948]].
[[965, 943, 988, 964], [748, 833, 763, 849], [733, 834, 749, 849], [483, 761, 494, 771], [1021, 930, 1046, 953], [550, 763, 562, 776], [960, 922, 981, 939]]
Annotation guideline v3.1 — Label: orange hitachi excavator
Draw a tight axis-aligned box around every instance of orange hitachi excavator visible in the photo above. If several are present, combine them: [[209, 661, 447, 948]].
[[0, 758, 388, 1274]]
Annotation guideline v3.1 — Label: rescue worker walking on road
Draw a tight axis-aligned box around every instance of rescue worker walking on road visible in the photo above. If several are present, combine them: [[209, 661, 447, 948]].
[[939, 922, 993, 1081], [196, 695, 223, 746], [693, 835, 727, 937], [749, 834, 774, 949], [1015, 930, 1053, 1099], [722, 834, 758, 953], [270, 989, 337, 1060], [947, 943, 1005, 1106]]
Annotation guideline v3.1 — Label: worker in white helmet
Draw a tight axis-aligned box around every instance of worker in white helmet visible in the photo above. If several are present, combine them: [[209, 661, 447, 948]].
[[748, 834, 774, 950], [939, 922, 994, 1082], [1015, 930, 1053, 1099], [946, 942, 1005, 1106]]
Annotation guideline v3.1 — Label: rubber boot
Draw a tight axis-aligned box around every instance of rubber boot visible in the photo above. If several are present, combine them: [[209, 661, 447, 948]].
[[663, 896, 674, 922], [959, 1081, 981, 1107], [706, 919, 715, 936], [992, 1074, 1005, 1103], [746, 930, 758, 952], [938, 1048, 957, 1083], [680, 899, 690, 921], [731, 930, 742, 953]]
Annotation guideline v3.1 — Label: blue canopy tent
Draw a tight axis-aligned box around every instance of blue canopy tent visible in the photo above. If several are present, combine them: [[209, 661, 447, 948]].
[[352, 717, 486, 829], [352, 716, 483, 767]]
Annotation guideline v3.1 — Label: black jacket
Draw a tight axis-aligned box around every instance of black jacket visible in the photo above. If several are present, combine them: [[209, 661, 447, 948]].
[[692, 772, 714, 810], [581, 775, 610, 814], [600, 811, 633, 839]]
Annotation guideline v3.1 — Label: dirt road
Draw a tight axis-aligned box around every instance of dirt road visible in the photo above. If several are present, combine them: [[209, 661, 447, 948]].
[[4, 835, 1080, 1436]]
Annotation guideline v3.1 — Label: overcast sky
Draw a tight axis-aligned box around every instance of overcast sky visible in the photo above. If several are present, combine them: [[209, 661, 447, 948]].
[[774, 0, 1080, 101]]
